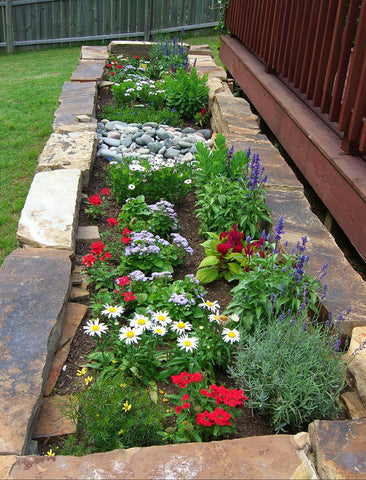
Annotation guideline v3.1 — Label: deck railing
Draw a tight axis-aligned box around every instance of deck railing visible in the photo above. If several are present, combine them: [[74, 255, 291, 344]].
[[225, 0, 366, 155]]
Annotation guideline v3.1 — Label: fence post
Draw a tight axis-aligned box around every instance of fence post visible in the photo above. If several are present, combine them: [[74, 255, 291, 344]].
[[5, 0, 14, 54], [144, 0, 152, 41]]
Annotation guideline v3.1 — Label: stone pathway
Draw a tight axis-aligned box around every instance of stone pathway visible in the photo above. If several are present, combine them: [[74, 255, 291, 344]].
[[0, 43, 366, 479]]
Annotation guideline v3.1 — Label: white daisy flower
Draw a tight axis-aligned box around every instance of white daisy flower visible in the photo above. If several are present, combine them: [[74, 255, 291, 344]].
[[177, 335, 199, 353], [151, 324, 167, 336], [83, 318, 108, 337], [130, 314, 151, 331], [184, 179, 192, 184], [151, 310, 172, 325], [199, 299, 220, 312], [171, 320, 192, 335], [230, 314, 240, 323], [101, 304, 124, 319], [119, 326, 142, 345], [208, 311, 221, 323], [128, 184, 136, 190], [222, 328, 241, 344]]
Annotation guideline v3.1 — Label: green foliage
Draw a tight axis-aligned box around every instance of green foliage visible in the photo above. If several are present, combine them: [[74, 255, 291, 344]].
[[148, 34, 189, 78], [107, 155, 193, 205], [102, 104, 184, 127], [194, 134, 271, 238], [229, 311, 346, 432], [164, 67, 209, 120], [60, 372, 166, 455], [117, 195, 179, 238], [225, 239, 322, 334], [111, 77, 165, 109]]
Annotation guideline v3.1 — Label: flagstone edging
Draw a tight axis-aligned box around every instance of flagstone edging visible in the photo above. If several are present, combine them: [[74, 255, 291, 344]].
[[0, 43, 365, 479]]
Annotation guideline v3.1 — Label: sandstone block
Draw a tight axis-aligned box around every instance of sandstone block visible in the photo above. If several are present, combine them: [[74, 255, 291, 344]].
[[36, 131, 97, 189], [188, 45, 213, 57], [17, 169, 82, 251], [33, 396, 76, 439], [346, 327, 366, 404], [108, 40, 152, 58], [309, 419, 366, 479], [11, 435, 311, 479], [341, 391, 366, 419], [0, 248, 72, 454], [0, 455, 17, 479], [76, 225, 100, 243], [53, 109, 98, 134], [71, 60, 106, 82], [224, 133, 303, 191], [69, 286, 89, 302], [81, 45, 109, 60], [44, 302, 87, 396]]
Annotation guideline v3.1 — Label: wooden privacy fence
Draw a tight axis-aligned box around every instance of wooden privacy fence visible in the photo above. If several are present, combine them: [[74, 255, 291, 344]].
[[225, 0, 366, 155], [1, 0, 219, 53]]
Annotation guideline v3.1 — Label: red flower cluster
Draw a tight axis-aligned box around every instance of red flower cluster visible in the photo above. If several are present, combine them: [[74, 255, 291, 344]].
[[217, 223, 245, 255], [171, 371, 202, 388], [134, 55, 140, 60], [89, 194, 102, 206], [196, 408, 232, 427], [244, 237, 265, 258], [82, 241, 112, 267], [121, 227, 132, 245], [115, 276, 130, 287], [200, 384, 248, 408], [107, 217, 119, 227], [122, 291, 136, 302]]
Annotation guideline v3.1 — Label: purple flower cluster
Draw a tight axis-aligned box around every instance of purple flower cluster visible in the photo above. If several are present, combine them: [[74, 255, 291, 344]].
[[170, 233, 194, 255], [246, 153, 267, 194], [125, 230, 169, 257], [148, 200, 178, 230], [168, 292, 192, 306]]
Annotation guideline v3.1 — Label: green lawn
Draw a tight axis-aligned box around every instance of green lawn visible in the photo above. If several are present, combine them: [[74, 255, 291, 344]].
[[0, 31, 223, 267]]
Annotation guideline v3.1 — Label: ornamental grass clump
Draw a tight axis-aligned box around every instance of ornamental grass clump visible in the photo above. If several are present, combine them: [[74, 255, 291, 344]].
[[229, 308, 347, 433]]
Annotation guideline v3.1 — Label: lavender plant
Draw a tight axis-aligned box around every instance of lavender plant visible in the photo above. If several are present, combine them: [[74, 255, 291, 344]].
[[229, 308, 347, 432]]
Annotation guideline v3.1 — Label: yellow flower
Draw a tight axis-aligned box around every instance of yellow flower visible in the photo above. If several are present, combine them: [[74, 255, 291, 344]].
[[118, 429, 124, 435], [163, 398, 168, 402], [123, 401, 131, 412], [159, 389, 164, 394], [46, 448, 55, 456], [120, 383, 127, 388], [112, 360, 118, 364], [76, 367, 87, 376], [84, 376, 93, 385]]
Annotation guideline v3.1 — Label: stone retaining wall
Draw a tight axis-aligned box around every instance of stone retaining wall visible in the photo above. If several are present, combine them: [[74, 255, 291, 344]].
[[0, 42, 365, 479]]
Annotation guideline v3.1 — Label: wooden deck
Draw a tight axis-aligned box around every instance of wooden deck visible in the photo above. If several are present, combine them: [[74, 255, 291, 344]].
[[219, 35, 366, 262]]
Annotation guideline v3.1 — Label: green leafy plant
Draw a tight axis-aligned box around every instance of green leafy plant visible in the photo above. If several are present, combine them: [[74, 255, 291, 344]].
[[60, 371, 166, 455], [148, 34, 189, 78], [229, 310, 347, 432], [111, 77, 165, 109], [164, 67, 209, 120], [194, 106, 210, 127], [196, 224, 268, 284], [161, 371, 248, 443], [102, 104, 184, 127], [85, 188, 111, 219], [107, 155, 194, 205]]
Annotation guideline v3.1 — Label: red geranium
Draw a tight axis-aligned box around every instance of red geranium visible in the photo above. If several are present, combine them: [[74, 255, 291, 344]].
[[122, 291, 136, 302], [134, 55, 140, 60], [89, 194, 102, 206], [171, 371, 202, 388], [82, 254, 97, 267], [100, 188, 110, 196], [107, 217, 119, 227], [116, 276, 130, 287], [100, 252, 112, 261], [90, 241, 105, 256]]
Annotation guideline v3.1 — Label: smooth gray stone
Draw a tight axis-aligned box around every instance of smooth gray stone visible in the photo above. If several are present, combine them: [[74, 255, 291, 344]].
[[141, 134, 154, 145], [105, 121, 128, 131], [103, 137, 120, 147], [196, 129, 212, 139], [143, 122, 158, 128], [128, 123, 143, 128], [120, 137, 133, 147], [143, 128, 156, 137], [99, 150, 123, 162], [135, 137, 144, 146], [158, 146, 167, 155], [190, 145, 198, 154], [182, 127, 196, 134], [147, 142, 163, 154], [132, 132, 143, 140], [164, 148, 179, 158], [164, 139, 174, 148], [156, 129, 171, 140], [179, 139, 194, 148], [180, 148, 190, 154], [138, 148, 150, 155]]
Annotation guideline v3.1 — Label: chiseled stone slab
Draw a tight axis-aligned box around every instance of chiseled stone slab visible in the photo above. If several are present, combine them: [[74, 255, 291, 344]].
[[17, 169, 82, 250], [10, 435, 310, 479], [44, 302, 87, 396], [188, 44, 213, 57], [346, 327, 366, 405], [0, 455, 17, 479], [53, 109, 98, 134], [36, 131, 97, 189], [224, 133, 303, 191], [309, 419, 366, 479], [212, 93, 260, 135], [58, 81, 97, 103], [266, 189, 366, 336], [341, 391, 366, 419], [0, 248, 73, 454], [70, 60, 106, 82], [33, 396, 76, 438], [108, 40, 153, 57], [76, 225, 100, 243], [81, 45, 109, 60]]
